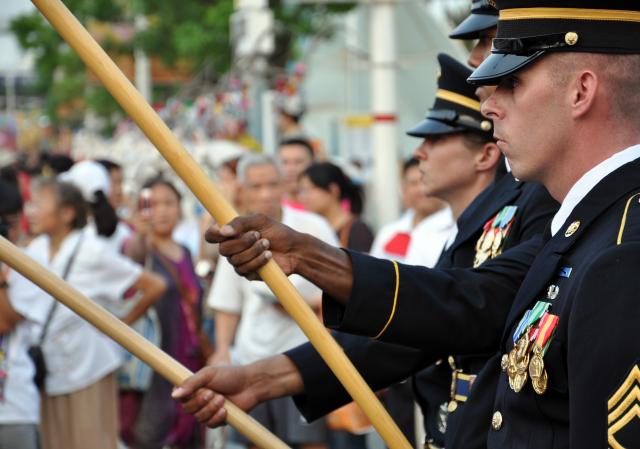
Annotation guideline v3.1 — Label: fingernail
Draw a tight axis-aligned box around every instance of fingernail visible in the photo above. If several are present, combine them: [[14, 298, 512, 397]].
[[203, 390, 214, 401], [262, 239, 269, 249], [220, 225, 233, 235], [253, 231, 261, 241], [172, 387, 184, 398], [264, 250, 272, 260]]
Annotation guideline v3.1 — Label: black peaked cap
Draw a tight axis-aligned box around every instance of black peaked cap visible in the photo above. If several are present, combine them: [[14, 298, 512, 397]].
[[469, 1, 640, 84], [450, 0, 499, 40], [407, 53, 493, 139]]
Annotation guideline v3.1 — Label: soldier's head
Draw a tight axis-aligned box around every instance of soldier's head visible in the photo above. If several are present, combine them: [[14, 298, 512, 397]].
[[472, 1, 640, 200], [450, 1, 499, 103], [409, 54, 500, 216], [450, 0, 499, 69]]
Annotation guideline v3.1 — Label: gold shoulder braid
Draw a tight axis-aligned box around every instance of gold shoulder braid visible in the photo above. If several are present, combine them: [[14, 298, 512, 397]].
[[617, 193, 640, 245]]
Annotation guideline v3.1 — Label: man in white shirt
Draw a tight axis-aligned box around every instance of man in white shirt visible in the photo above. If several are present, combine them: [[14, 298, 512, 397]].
[[370, 157, 453, 267], [207, 154, 337, 449]]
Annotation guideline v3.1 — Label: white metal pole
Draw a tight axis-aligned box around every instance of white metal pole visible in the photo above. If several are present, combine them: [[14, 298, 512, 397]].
[[134, 15, 152, 103], [370, 0, 400, 227]]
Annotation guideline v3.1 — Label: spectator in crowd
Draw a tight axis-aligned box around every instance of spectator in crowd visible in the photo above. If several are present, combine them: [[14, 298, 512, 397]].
[[0, 166, 29, 247], [371, 157, 454, 266], [299, 162, 374, 252], [0, 179, 47, 449], [25, 178, 165, 449], [207, 154, 337, 449], [123, 176, 212, 449], [278, 138, 315, 209], [369, 157, 454, 446], [60, 161, 131, 253], [95, 159, 127, 214]]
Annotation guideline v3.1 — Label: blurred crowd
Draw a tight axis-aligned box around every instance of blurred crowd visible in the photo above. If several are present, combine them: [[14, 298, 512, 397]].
[[0, 97, 450, 449]]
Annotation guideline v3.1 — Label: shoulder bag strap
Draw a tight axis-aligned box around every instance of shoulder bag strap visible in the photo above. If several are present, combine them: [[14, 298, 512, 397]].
[[38, 233, 85, 344]]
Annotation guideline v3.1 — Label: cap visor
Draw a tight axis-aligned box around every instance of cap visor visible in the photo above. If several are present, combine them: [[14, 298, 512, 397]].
[[449, 13, 498, 40], [467, 51, 545, 85], [406, 118, 465, 138]]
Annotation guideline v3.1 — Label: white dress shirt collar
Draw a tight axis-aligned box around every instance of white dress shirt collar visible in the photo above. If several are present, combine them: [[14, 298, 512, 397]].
[[550, 144, 640, 236]]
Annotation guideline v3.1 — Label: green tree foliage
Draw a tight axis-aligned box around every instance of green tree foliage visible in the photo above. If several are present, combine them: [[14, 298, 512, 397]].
[[11, 0, 354, 133]]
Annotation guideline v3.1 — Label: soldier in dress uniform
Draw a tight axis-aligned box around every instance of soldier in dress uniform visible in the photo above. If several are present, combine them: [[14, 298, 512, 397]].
[[406, 48, 557, 448], [413, 2, 557, 449], [175, 1, 640, 447]]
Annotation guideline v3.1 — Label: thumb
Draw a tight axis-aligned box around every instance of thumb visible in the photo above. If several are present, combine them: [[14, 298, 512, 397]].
[[172, 367, 216, 399]]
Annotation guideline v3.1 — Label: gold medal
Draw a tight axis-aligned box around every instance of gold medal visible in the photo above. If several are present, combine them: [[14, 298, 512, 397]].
[[473, 250, 490, 268], [532, 369, 548, 395], [516, 352, 530, 375], [515, 335, 531, 359], [507, 349, 518, 377], [529, 353, 545, 380], [481, 228, 495, 253], [491, 229, 504, 258], [500, 354, 509, 372], [512, 371, 527, 393], [475, 229, 488, 252]]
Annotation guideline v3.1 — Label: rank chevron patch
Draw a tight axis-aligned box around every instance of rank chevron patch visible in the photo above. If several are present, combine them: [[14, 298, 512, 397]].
[[608, 365, 640, 449]]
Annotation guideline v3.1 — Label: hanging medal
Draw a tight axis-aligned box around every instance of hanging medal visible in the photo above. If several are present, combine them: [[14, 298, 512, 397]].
[[474, 220, 495, 268], [492, 206, 517, 259], [529, 312, 559, 395], [507, 301, 551, 393]]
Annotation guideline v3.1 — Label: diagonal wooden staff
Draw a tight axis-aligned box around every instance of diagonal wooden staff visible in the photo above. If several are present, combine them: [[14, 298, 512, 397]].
[[0, 236, 289, 449], [31, 1, 411, 448]]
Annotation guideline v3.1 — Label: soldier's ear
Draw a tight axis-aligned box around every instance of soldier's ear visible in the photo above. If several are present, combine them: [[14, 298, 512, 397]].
[[475, 141, 502, 173], [570, 69, 599, 120]]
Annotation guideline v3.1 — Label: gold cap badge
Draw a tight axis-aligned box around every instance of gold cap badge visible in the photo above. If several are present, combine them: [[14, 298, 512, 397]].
[[481, 120, 493, 132], [565, 220, 581, 237], [565, 32, 579, 46]]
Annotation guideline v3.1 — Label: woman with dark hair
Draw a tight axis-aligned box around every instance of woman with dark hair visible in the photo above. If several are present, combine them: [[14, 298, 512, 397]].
[[25, 178, 165, 449], [299, 162, 374, 252], [61, 161, 132, 252], [122, 176, 210, 449]]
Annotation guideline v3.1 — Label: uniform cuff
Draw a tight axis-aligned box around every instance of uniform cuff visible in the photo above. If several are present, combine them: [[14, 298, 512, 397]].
[[322, 250, 399, 339], [286, 342, 352, 422]]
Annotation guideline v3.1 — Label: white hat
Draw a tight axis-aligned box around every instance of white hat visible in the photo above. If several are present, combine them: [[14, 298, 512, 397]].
[[59, 160, 111, 203]]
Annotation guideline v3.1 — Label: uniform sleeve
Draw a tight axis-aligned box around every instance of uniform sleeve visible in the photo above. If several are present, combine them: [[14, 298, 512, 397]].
[[322, 236, 542, 354], [566, 242, 640, 448], [207, 255, 244, 313], [286, 332, 436, 421]]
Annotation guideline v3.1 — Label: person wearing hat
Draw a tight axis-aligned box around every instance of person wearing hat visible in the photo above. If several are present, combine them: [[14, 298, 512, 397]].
[[411, 2, 557, 448]]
